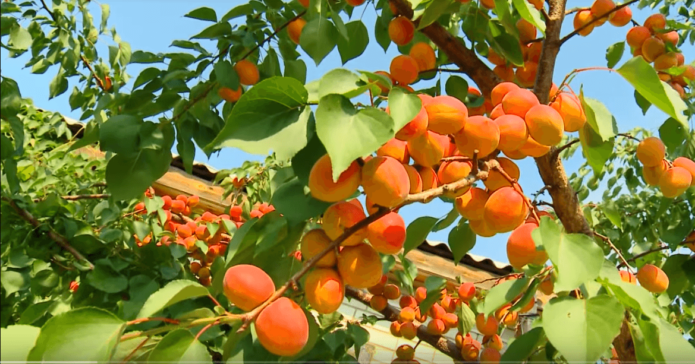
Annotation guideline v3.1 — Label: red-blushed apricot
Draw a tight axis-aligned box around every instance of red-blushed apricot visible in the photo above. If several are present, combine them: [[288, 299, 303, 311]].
[[626, 26, 651, 48], [438, 160, 473, 185], [425, 95, 468, 135], [674, 64, 694, 86], [255, 297, 308, 356], [407, 131, 448, 168], [516, 62, 538, 88], [415, 307, 427, 322], [494, 114, 528, 152], [383, 284, 401, 300], [480, 347, 501, 363], [671, 82, 686, 98], [476, 313, 499, 336], [400, 295, 418, 309], [519, 136, 550, 157], [673, 157, 695, 186], [644, 13, 666, 33], [659, 166, 692, 198], [370, 294, 388, 311], [414, 286, 427, 303], [395, 103, 428, 141], [337, 243, 383, 288], [400, 322, 417, 340], [516, 19, 537, 43], [390, 55, 420, 85], [524, 104, 564, 146], [218, 86, 242, 103], [287, 18, 306, 45], [458, 282, 476, 302], [484, 158, 520, 192], [507, 222, 548, 270], [377, 138, 410, 164], [657, 30, 679, 46], [367, 212, 407, 254], [469, 218, 496, 237], [427, 318, 446, 335], [300, 229, 337, 267], [529, 0, 543, 10], [362, 156, 410, 208], [322, 201, 368, 246], [409, 42, 436, 71], [400, 306, 416, 322], [403, 164, 423, 194], [297, 0, 309, 7], [620, 270, 637, 284], [223, 264, 275, 311], [187, 195, 200, 208], [491, 82, 520, 107], [234, 60, 260, 86], [653, 52, 679, 71], [525, 42, 543, 64], [590, 0, 615, 26], [637, 264, 669, 293], [490, 104, 505, 119], [642, 37, 665, 63], [502, 88, 539, 118], [483, 334, 503, 351], [389, 17, 415, 46], [493, 64, 515, 82], [487, 47, 506, 66], [305, 268, 344, 314], [396, 345, 415, 361], [429, 302, 447, 320], [455, 187, 489, 221], [484, 187, 529, 233], [480, 0, 495, 8], [550, 92, 587, 132], [418, 166, 439, 191], [461, 337, 481, 361], [609, 5, 631, 26], [636, 137, 666, 167], [573, 10, 595, 36], [390, 321, 402, 337], [308, 154, 361, 203], [454, 116, 500, 158]]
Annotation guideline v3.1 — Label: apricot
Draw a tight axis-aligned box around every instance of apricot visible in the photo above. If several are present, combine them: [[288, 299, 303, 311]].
[[388, 17, 415, 46], [305, 268, 344, 314], [377, 138, 410, 164], [483, 187, 529, 233], [524, 104, 564, 146], [489, 104, 505, 119], [476, 313, 499, 336], [418, 166, 439, 191], [374, 71, 394, 95], [322, 201, 368, 246], [414, 286, 427, 303], [367, 212, 406, 254], [390, 55, 420, 85], [550, 92, 586, 132], [494, 114, 528, 152], [659, 166, 692, 198], [484, 158, 520, 192], [400, 322, 417, 340], [626, 26, 651, 48], [636, 137, 666, 167], [493, 64, 515, 82], [637, 264, 669, 293], [402, 164, 423, 194], [502, 88, 539, 118], [396, 345, 415, 361], [337, 242, 383, 288], [653, 52, 679, 71], [346, 0, 365, 5], [458, 282, 476, 302], [467, 87, 487, 116], [429, 302, 447, 320], [383, 284, 401, 300], [590, 0, 615, 26], [218, 86, 242, 103], [407, 131, 448, 168], [481, 0, 495, 9], [395, 104, 428, 141], [487, 47, 506, 66], [370, 294, 388, 311], [287, 18, 306, 45], [454, 116, 500, 158], [525, 42, 543, 63], [390, 321, 402, 337], [673, 157, 695, 186], [300, 229, 337, 267], [469, 218, 496, 237], [461, 339, 481, 361], [362, 156, 411, 208], [234, 60, 260, 86], [573, 10, 595, 37], [504, 148, 527, 160], [644, 13, 666, 33], [619, 270, 636, 284], [491, 82, 520, 107], [427, 319, 446, 335], [657, 31, 679, 46], [223, 264, 275, 311], [400, 295, 418, 309], [519, 136, 551, 157], [425, 95, 468, 135], [507, 222, 548, 269], [480, 347, 501, 363], [529, 0, 543, 10], [641, 37, 665, 63], [674, 64, 694, 88], [519, 297, 535, 313], [642, 160, 668, 187], [400, 306, 416, 322], [308, 154, 361, 203], [538, 277, 554, 295], [409, 42, 436, 71], [438, 160, 473, 185], [455, 187, 489, 221], [608, 5, 631, 26], [515, 20, 535, 43], [671, 82, 686, 98], [255, 297, 308, 356], [516, 62, 538, 88], [483, 334, 503, 351]]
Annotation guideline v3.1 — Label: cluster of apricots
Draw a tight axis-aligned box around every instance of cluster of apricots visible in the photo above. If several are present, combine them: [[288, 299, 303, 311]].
[[619, 264, 670, 294], [636, 136, 695, 199], [217, 59, 261, 103], [572, 0, 633, 37]]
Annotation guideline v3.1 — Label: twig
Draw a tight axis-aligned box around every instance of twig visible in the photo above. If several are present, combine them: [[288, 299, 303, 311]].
[[238, 11, 307, 61], [593, 232, 633, 273], [80, 56, 105, 91], [560, 0, 639, 44], [39, 0, 58, 24], [440, 156, 472, 162], [171, 82, 216, 122], [35, 193, 111, 202], [419, 68, 469, 75], [491, 163, 539, 222], [553, 139, 579, 157], [564, 7, 588, 15], [194, 319, 220, 341], [126, 317, 180, 326], [120, 337, 150, 364], [618, 239, 691, 267], [471, 150, 479, 175], [617, 133, 640, 142]]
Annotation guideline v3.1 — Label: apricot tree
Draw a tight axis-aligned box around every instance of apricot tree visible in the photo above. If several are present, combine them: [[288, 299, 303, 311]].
[[1, 0, 694, 363]]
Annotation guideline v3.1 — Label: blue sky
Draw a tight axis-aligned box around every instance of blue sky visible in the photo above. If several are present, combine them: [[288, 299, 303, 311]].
[[3, 0, 693, 264]]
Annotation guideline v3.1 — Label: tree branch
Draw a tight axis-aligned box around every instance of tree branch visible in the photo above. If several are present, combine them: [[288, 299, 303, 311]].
[[560, 0, 639, 45], [80, 56, 105, 91], [593, 232, 633, 273], [552, 138, 579, 157], [39, 0, 58, 25]]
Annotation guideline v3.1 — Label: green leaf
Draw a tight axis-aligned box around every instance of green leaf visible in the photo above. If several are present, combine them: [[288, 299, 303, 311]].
[[86, 260, 128, 293], [388, 87, 422, 132], [299, 16, 338, 65], [221, 4, 254, 22], [418, 0, 455, 30], [578, 122, 614, 175], [512, 0, 545, 35], [500, 327, 545, 362], [532, 217, 603, 292], [374, 14, 391, 52], [27, 308, 125, 362], [617, 57, 688, 128], [543, 296, 623, 363], [9, 24, 31, 50], [448, 222, 476, 265], [605, 41, 625, 68], [660, 254, 690, 297], [433, 207, 459, 232], [206, 77, 310, 160], [100, 115, 141, 155], [659, 117, 687, 153], [1, 270, 30, 296], [184, 7, 217, 22], [418, 276, 447, 314], [48, 69, 68, 99], [488, 32, 524, 67], [214, 60, 240, 90], [579, 92, 617, 141], [284, 59, 307, 84], [634, 90, 651, 115], [601, 200, 622, 229], [315, 94, 395, 181], [347, 323, 370, 358], [148, 329, 212, 362], [106, 148, 171, 201], [445, 76, 469, 103], [271, 178, 331, 225], [137, 280, 209, 319], [402, 216, 439, 255], [457, 300, 476, 335], [493, 0, 518, 39], [318, 69, 374, 99], [99, 4, 110, 33], [483, 277, 530, 316], [191, 22, 231, 39], [1, 325, 40, 362], [653, 316, 695, 362], [336, 21, 369, 64]]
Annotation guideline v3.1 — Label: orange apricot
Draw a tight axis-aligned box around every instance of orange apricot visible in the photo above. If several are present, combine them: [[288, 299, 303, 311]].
[[368, 275, 387, 295], [494, 114, 528, 152], [390, 321, 402, 337], [458, 282, 476, 302], [223, 264, 276, 312], [400, 322, 417, 340], [528, 0, 543, 10], [218, 86, 242, 103], [407, 131, 449, 168], [425, 95, 468, 135], [516, 19, 537, 43], [383, 284, 401, 300], [504, 148, 527, 160], [524, 104, 564, 146], [609, 5, 631, 26], [675, 53, 685, 67], [409, 42, 436, 71], [641, 37, 665, 63], [255, 297, 308, 356], [469, 218, 496, 237], [308, 154, 361, 202], [493, 64, 515, 82], [362, 156, 411, 208], [395, 102, 428, 141], [644, 13, 666, 33], [507, 222, 548, 269], [673, 157, 695, 186], [483, 334, 503, 351], [674, 65, 695, 86], [305, 268, 345, 314], [287, 18, 307, 45], [388, 17, 415, 46], [490, 104, 506, 119], [370, 294, 388, 311], [367, 212, 407, 254], [403, 164, 424, 194], [414, 286, 427, 302], [476, 313, 499, 336], [620, 270, 636, 284], [396, 345, 415, 360], [636, 264, 669, 293], [671, 82, 686, 98], [377, 138, 410, 164], [461, 338, 481, 361], [653, 52, 679, 71], [455, 187, 489, 221], [400, 295, 418, 309], [337, 243, 383, 288], [636, 137, 666, 167], [234, 60, 260, 86], [491, 82, 520, 107], [626, 26, 651, 48], [443, 312, 459, 328], [374, 71, 394, 95], [642, 160, 669, 187], [322, 201, 368, 246], [300, 229, 337, 267], [516, 62, 538, 88], [346, 0, 366, 5], [487, 47, 506, 66], [550, 92, 587, 132], [657, 31, 679, 46], [525, 42, 543, 64], [400, 306, 416, 322], [390, 55, 420, 85], [590, 0, 615, 26], [483, 187, 529, 233], [573, 10, 595, 36], [454, 116, 500, 158], [418, 166, 439, 191], [438, 160, 473, 185], [480, 347, 501, 363], [484, 158, 520, 192], [659, 166, 692, 198], [427, 319, 446, 335], [502, 88, 540, 118], [519, 136, 550, 157]]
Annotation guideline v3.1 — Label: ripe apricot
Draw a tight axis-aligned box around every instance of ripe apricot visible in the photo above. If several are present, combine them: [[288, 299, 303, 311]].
[[538, 277, 554, 295], [494, 114, 528, 152], [390, 321, 402, 337], [507, 222, 548, 269], [362, 156, 410, 208], [671, 82, 686, 98], [407, 131, 449, 168], [337, 243, 383, 288], [370, 294, 388, 311], [383, 284, 401, 300], [490, 104, 505, 119], [467, 87, 486, 116], [644, 13, 666, 33], [427, 319, 446, 335], [395, 104, 428, 141], [300, 229, 337, 267], [483, 334, 503, 351], [476, 313, 499, 336], [368, 275, 387, 295], [403, 164, 423, 194], [487, 48, 506, 66], [255, 297, 308, 356], [454, 116, 500, 158], [308, 154, 361, 203], [390, 55, 420, 85], [418, 166, 439, 191], [367, 212, 407, 254], [400, 295, 418, 309], [643, 160, 668, 187], [657, 30, 679, 46], [400, 322, 417, 340], [425, 95, 468, 135], [455, 187, 489, 221], [234, 60, 260, 86], [346, 0, 365, 5], [400, 306, 416, 322], [516, 62, 538, 88], [429, 302, 446, 320], [550, 92, 587, 132], [502, 88, 539, 118], [674, 65, 694, 86], [374, 71, 394, 95], [626, 26, 651, 48], [636, 137, 666, 167], [218, 86, 242, 103], [504, 148, 526, 160], [609, 5, 631, 27], [442, 312, 458, 328], [480, 347, 501, 363], [396, 345, 415, 360], [322, 201, 368, 246], [484, 158, 520, 192], [673, 157, 695, 186], [461, 338, 481, 361], [458, 282, 476, 302], [414, 286, 427, 302], [529, 0, 543, 10], [590, 0, 615, 26], [483, 187, 528, 233], [573, 10, 595, 37], [525, 42, 543, 64], [469, 218, 496, 237], [637, 264, 669, 293], [287, 18, 306, 45], [438, 160, 473, 185], [641, 37, 665, 63], [524, 104, 564, 146], [653, 52, 678, 71], [519, 136, 550, 157], [620, 270, 636, 284], [305, 268, 344, 314], [223, 264, 275, 312], [659, 166, 692, 198], [389, 17, 415, 46], [377, 138, 410, 164], [516, 19, 537, 43], [493, 64, 515, 82], [409, 42, 436, 71], [491, 82, 520, 107]]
